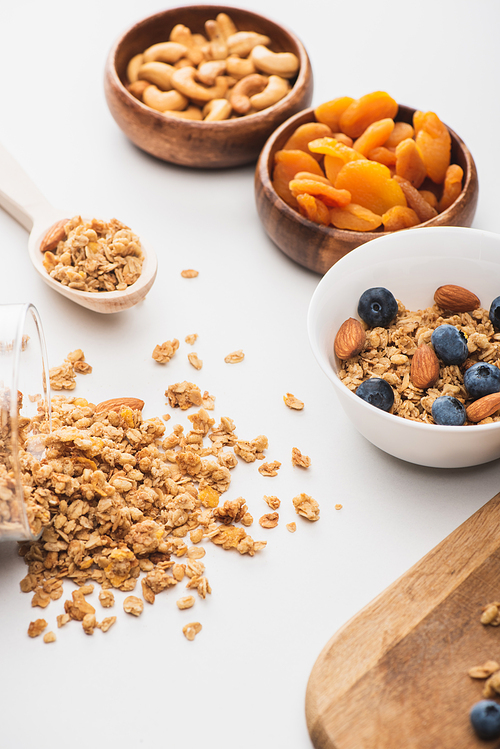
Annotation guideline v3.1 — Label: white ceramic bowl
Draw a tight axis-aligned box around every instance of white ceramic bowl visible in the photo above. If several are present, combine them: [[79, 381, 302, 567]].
[[307, 226, 500, 468]]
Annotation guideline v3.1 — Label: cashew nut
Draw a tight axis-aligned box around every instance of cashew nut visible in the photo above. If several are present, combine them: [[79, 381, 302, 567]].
[[126, 53, 144, 84], [250, 75, 291, 111], [174, 58, 193, 69], [142, 85, 188, 113], [215, 13, 237, 40], [202, 98, 232, 121], [169, 24, 205, 66], [163, 106, 203, 120], [204, 19, 228, 61], [250, 45, 299, 78], [171, 66, 229, 102], [225, 54, 256, 80], [137, 61, 175, 91], [127, 80, 149, 100], [143, 42, 188, 64], [196, 60, 226, 86], [227, 32, 271, 58], [229, 73, 268, 115]]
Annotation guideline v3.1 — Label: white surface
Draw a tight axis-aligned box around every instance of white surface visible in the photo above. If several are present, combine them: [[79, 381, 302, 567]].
[[0, 1, 499, 748], [308, 227, 500, 468]]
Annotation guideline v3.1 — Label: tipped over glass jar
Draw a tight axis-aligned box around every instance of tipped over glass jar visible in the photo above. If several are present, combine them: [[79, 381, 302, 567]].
[[0, 303, 51, 541]]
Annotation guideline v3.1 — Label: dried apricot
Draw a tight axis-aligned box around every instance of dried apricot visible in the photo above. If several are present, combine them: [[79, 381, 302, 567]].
[[339, 91, 398, 139], [419, 189, 438, 209], [367, 147, 397, 167], [353, 118, 395, 156], [385, 121, 414, 148], [329, 203, 382, 231], [393, 175, 438, 222], [414, 111, 451, 183], [283, 122, 334, 160], [289, 179, 351, 208], [308, 137, 366, 184], [382, 205, 420, 231], [272, 149, 324, 207], [314, 96, 355, 132], [438, 164, 464, 212], [296, 194, 331, 225], [294, 171, 332, 185], [335, 160, 406, 215], [395, 138, 427, 187], [331, 132, 353, 147]]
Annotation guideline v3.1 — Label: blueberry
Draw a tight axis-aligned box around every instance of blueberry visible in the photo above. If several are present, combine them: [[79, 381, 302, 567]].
[[470, 700, 500, 740], [431, 396, 466, 426], [431, 324, 468, 365], [357, 287, 398, 328], [464, 362, 500, 399], [355, 378, 394, 412], [489, 296, 500, 330]]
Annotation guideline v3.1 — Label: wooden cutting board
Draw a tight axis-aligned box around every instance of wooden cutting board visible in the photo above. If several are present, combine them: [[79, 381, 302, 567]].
[[306, 492, 500, 748]]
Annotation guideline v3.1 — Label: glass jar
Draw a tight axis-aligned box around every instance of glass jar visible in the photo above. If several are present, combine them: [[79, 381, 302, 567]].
[[0, 303, 51, 541]]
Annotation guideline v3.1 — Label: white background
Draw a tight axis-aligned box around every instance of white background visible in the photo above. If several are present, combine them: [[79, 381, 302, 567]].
[[0, 1, 499, 747]]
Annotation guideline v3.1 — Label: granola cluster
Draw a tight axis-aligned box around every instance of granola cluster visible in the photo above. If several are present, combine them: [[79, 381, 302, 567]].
[[339, 301, 500, 424], [42, 216, 143, 293], [468, 601, 500, 698], [17, 385, 317, 641], [0, 391, 50, 539], [49, 349, 93, 391]]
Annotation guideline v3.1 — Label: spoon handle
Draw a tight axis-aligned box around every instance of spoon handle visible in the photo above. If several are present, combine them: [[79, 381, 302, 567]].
[[0, 143, 59, 232]]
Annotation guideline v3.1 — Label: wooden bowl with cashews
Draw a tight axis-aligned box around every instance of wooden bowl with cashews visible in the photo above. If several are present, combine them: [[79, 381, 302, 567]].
[[104, 5, 313, 168]]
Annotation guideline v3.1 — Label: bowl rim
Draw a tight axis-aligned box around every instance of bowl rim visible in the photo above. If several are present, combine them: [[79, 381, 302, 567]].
[[307, 225, 500, 437], [256, 105, 478, 241], [105, 3, 313, 132]]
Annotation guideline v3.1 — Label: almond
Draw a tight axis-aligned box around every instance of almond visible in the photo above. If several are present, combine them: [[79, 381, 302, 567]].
[[334, 318, 365, 360], [434, 284, 480, 312], [95, 397, 145, 414], [410, 344, 440, 389], [39, 219, 68, 253], [466, 392, 500, 423]]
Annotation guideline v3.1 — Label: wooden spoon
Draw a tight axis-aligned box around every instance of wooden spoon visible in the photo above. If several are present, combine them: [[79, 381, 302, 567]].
[[0, 143, 157, 313], [306, 492, 500, 748]]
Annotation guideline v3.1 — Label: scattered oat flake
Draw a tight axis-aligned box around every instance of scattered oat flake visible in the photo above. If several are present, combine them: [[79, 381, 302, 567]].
[[183, 621, 202, 641], [163, 413, 171, 421], [293, 493, 320, 521], [241, 512, 253, 526], [152, 339, 179, 364], [98, 590, 115, 608], [284, 393, 304, 410], [258, 460, 281, 477], [286, 522, 297, 533], [177, 595, 195, 610], [224, 350, 244, 364], [99, 616, 117, 633], [181, 269, 199, 278], [185, 334, 198, 345], [335, 504, 343, 510], [263, 495, 280, 510], [43, 631, 56, 643], [469, 661, 500, 679], [291, 447, 311, 468], [259, 512, 279, 529], [57, 613, 71, 628], [28, 619, 47, 638], [123, 596, 144, 617], [188, 352, 203, 370]]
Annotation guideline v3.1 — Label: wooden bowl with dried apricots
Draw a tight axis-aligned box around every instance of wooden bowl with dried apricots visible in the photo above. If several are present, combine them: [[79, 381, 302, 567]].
[[255, 91, 479, 274], [104, 5, 313, 168]]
